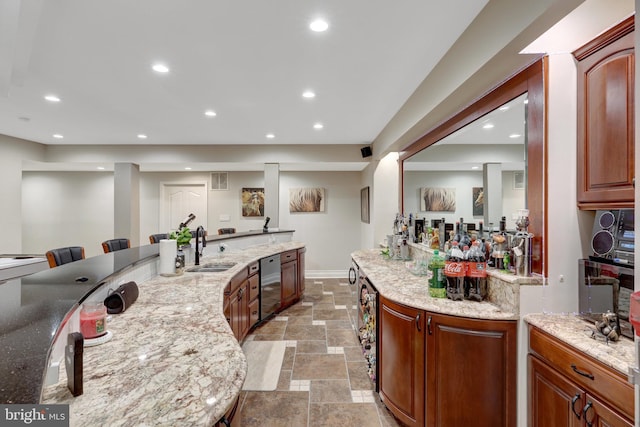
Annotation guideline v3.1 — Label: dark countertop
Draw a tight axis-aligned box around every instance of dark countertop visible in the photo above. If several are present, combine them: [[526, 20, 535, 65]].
[[0, 229, 293, 404], [0, 245, 159, 404]]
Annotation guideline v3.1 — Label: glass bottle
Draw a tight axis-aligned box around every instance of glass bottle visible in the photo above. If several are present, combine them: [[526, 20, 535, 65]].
[[428, 250, 446, 298]]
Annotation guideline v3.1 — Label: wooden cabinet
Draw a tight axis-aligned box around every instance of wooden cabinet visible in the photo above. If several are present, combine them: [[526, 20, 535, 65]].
[[379, 296, 425, 427], [224, 262, 260, 342], [281, 250, 298, 308], [575, 16, 635, 209], [296, 247, 306, 299], [425, 313, 517, 427], [528, 325, 634, 426], [378, 297, 517, 427]]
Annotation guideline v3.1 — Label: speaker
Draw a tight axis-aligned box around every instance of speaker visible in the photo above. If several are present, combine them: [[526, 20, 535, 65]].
[[361, 146, 372, 158], [591, 210, 618, 257]]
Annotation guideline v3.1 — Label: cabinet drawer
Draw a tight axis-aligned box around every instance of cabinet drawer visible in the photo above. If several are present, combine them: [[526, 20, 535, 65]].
[[248, 274, 259, 301], [228, 268, 248, 294], [248, 261, 259, 276], [529, 326, 633, 419], [281, 250, 297, 263], [249, 298, 260, 328]]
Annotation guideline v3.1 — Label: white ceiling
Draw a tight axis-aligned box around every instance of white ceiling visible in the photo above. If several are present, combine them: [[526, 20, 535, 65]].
[[0, 0, 488, 148]]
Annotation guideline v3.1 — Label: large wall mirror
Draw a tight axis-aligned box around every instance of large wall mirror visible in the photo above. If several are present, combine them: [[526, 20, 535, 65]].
[[400, 59, 546, 275]]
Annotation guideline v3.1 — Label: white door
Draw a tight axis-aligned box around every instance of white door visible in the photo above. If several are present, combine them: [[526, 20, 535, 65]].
[[160, 183, 208, 232]]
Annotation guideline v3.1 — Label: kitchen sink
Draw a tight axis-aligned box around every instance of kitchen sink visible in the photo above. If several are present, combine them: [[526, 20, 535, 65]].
[[185, 263, 236, 273]]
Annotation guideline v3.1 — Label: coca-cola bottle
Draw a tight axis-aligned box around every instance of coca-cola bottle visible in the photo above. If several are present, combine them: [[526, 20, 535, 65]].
[[466, 241, 487, 301], [445, 241, 465, 301]]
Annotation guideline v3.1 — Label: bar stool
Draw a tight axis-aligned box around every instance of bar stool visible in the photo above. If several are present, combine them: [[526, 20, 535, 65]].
[[45, 246, 86, 268], [149, 233, 169, 244], [102, 238, 130, 253]]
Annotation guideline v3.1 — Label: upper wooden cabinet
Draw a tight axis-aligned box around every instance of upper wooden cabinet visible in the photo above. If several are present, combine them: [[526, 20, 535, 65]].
[[575, 16, 635, 209]]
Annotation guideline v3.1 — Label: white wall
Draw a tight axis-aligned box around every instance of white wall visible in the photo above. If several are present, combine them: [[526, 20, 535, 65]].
[[22, 171, 114, 258], [279, 171, 362, 276], [373, 152, 400, 247], [1, 135, 45, 253]]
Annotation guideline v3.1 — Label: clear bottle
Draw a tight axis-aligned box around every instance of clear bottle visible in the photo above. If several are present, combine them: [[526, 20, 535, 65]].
[[445, 241, 465, 301], [428, 250, 446, 298]]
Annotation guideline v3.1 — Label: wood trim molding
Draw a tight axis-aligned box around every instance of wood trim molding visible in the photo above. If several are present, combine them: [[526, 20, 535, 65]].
[[573, 15, 634, 61]]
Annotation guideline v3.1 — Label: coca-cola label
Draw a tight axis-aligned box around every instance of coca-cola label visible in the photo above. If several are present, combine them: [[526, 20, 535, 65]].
[[468, 262, 487, 278], [444, 261, 465, 277]]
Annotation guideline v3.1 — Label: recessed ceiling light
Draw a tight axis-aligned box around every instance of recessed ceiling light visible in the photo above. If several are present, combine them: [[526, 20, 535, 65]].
[[499, 105, 509, 111], [302, 90, 316, 99], [137, 134, 147, 139], [184, 167, 192, 171], [266, 133, 275, 139], [97, 166, 105, 170], [523, 99, 529, 105], [152, 63, 169, 73], [309, 19, 329, 32], [44, 95, 61, 102], [313, 123, 324, 130], [204, 110, 217, 117], [53, 134, 63, 139], [482, 123, 494, 129], [471, 166, 480, 170], [509, 133, 521, 138]]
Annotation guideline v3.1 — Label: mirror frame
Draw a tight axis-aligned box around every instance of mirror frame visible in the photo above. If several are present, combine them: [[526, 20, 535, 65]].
[[399, 58, 547, 276]]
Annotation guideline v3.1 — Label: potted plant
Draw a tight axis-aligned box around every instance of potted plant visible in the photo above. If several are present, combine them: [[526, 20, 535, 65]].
[[170, 227, 193, 249]]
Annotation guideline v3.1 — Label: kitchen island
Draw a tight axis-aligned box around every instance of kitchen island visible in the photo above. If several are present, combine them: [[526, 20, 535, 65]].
[[40, 240, 304, 426]]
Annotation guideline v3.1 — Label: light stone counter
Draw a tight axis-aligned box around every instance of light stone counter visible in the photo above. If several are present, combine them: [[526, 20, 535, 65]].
[[42, 241, 305, 427], [352, 249, 518, 320], [524, 313, 635, 376]]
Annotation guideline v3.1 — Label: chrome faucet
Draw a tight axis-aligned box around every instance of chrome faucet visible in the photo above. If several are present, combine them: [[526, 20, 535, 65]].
[[195, 226, 206, 265]]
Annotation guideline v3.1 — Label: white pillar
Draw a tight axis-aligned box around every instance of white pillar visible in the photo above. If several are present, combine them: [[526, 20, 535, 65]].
[[483, 162, 502, 229], [264, 163, 279, 227], [114, 163, 140, 246]]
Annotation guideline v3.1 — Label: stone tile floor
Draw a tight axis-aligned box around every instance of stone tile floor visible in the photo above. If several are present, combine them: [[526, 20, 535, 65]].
[[236, 278, 402, 427]]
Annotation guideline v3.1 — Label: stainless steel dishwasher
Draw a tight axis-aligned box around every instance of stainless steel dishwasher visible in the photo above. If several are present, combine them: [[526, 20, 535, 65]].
[[260, 254, 281, 321]]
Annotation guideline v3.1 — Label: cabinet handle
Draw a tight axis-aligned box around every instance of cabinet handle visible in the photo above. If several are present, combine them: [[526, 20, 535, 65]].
[[571, 393, 581, 419], [415, 313, 421, 331], [237, 288, 244, 300], [427, 316, 432, 335], [225, 317, 231, 324], [583, 401, 594, 427], [219, 416, 231, 427], [571, 364, 594, 380]]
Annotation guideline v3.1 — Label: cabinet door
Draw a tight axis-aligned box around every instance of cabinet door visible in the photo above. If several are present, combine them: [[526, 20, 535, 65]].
[[576, 20, 635, 209], [248, 298, 260, 329], [378, 296, 425, 427], [529, 355, 584, 427], [583, 393, 634, 427], [426, 313, 517, 427], [296, 248, 306, 298], [229, 282, 249, 341], [281, 260, 297, 308]]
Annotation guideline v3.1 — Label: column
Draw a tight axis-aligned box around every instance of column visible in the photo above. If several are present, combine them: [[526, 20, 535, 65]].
[[264, 163, 279, 227], [114, 163, 140, 246], [483, 163, 502, 229]]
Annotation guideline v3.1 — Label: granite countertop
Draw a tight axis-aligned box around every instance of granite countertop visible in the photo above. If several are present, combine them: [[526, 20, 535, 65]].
[[524, 313, 636, 376], [42, 241, 305, 426], [351, 248, 518, 320]]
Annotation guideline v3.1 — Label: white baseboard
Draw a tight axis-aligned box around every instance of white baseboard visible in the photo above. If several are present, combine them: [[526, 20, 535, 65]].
[[304, 270, 348, 279]]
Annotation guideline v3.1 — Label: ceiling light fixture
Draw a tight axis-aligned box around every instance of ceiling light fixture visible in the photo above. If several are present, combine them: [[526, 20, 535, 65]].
[[152, 63, 170, 73], [44, 95, 61, 102], [266, 133, 275, 139], [53, 134, 63, 139], [204, 110, 217, 117], [313, 123, 323, 130], [137, 134, 147, 139], [482, 123, 494, 129], [302, 90, 316, 99], [309, 19, 329, 32]]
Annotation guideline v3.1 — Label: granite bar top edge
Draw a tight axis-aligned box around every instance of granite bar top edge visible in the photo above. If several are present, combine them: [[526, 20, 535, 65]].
[[351, 248, 518, 321]]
